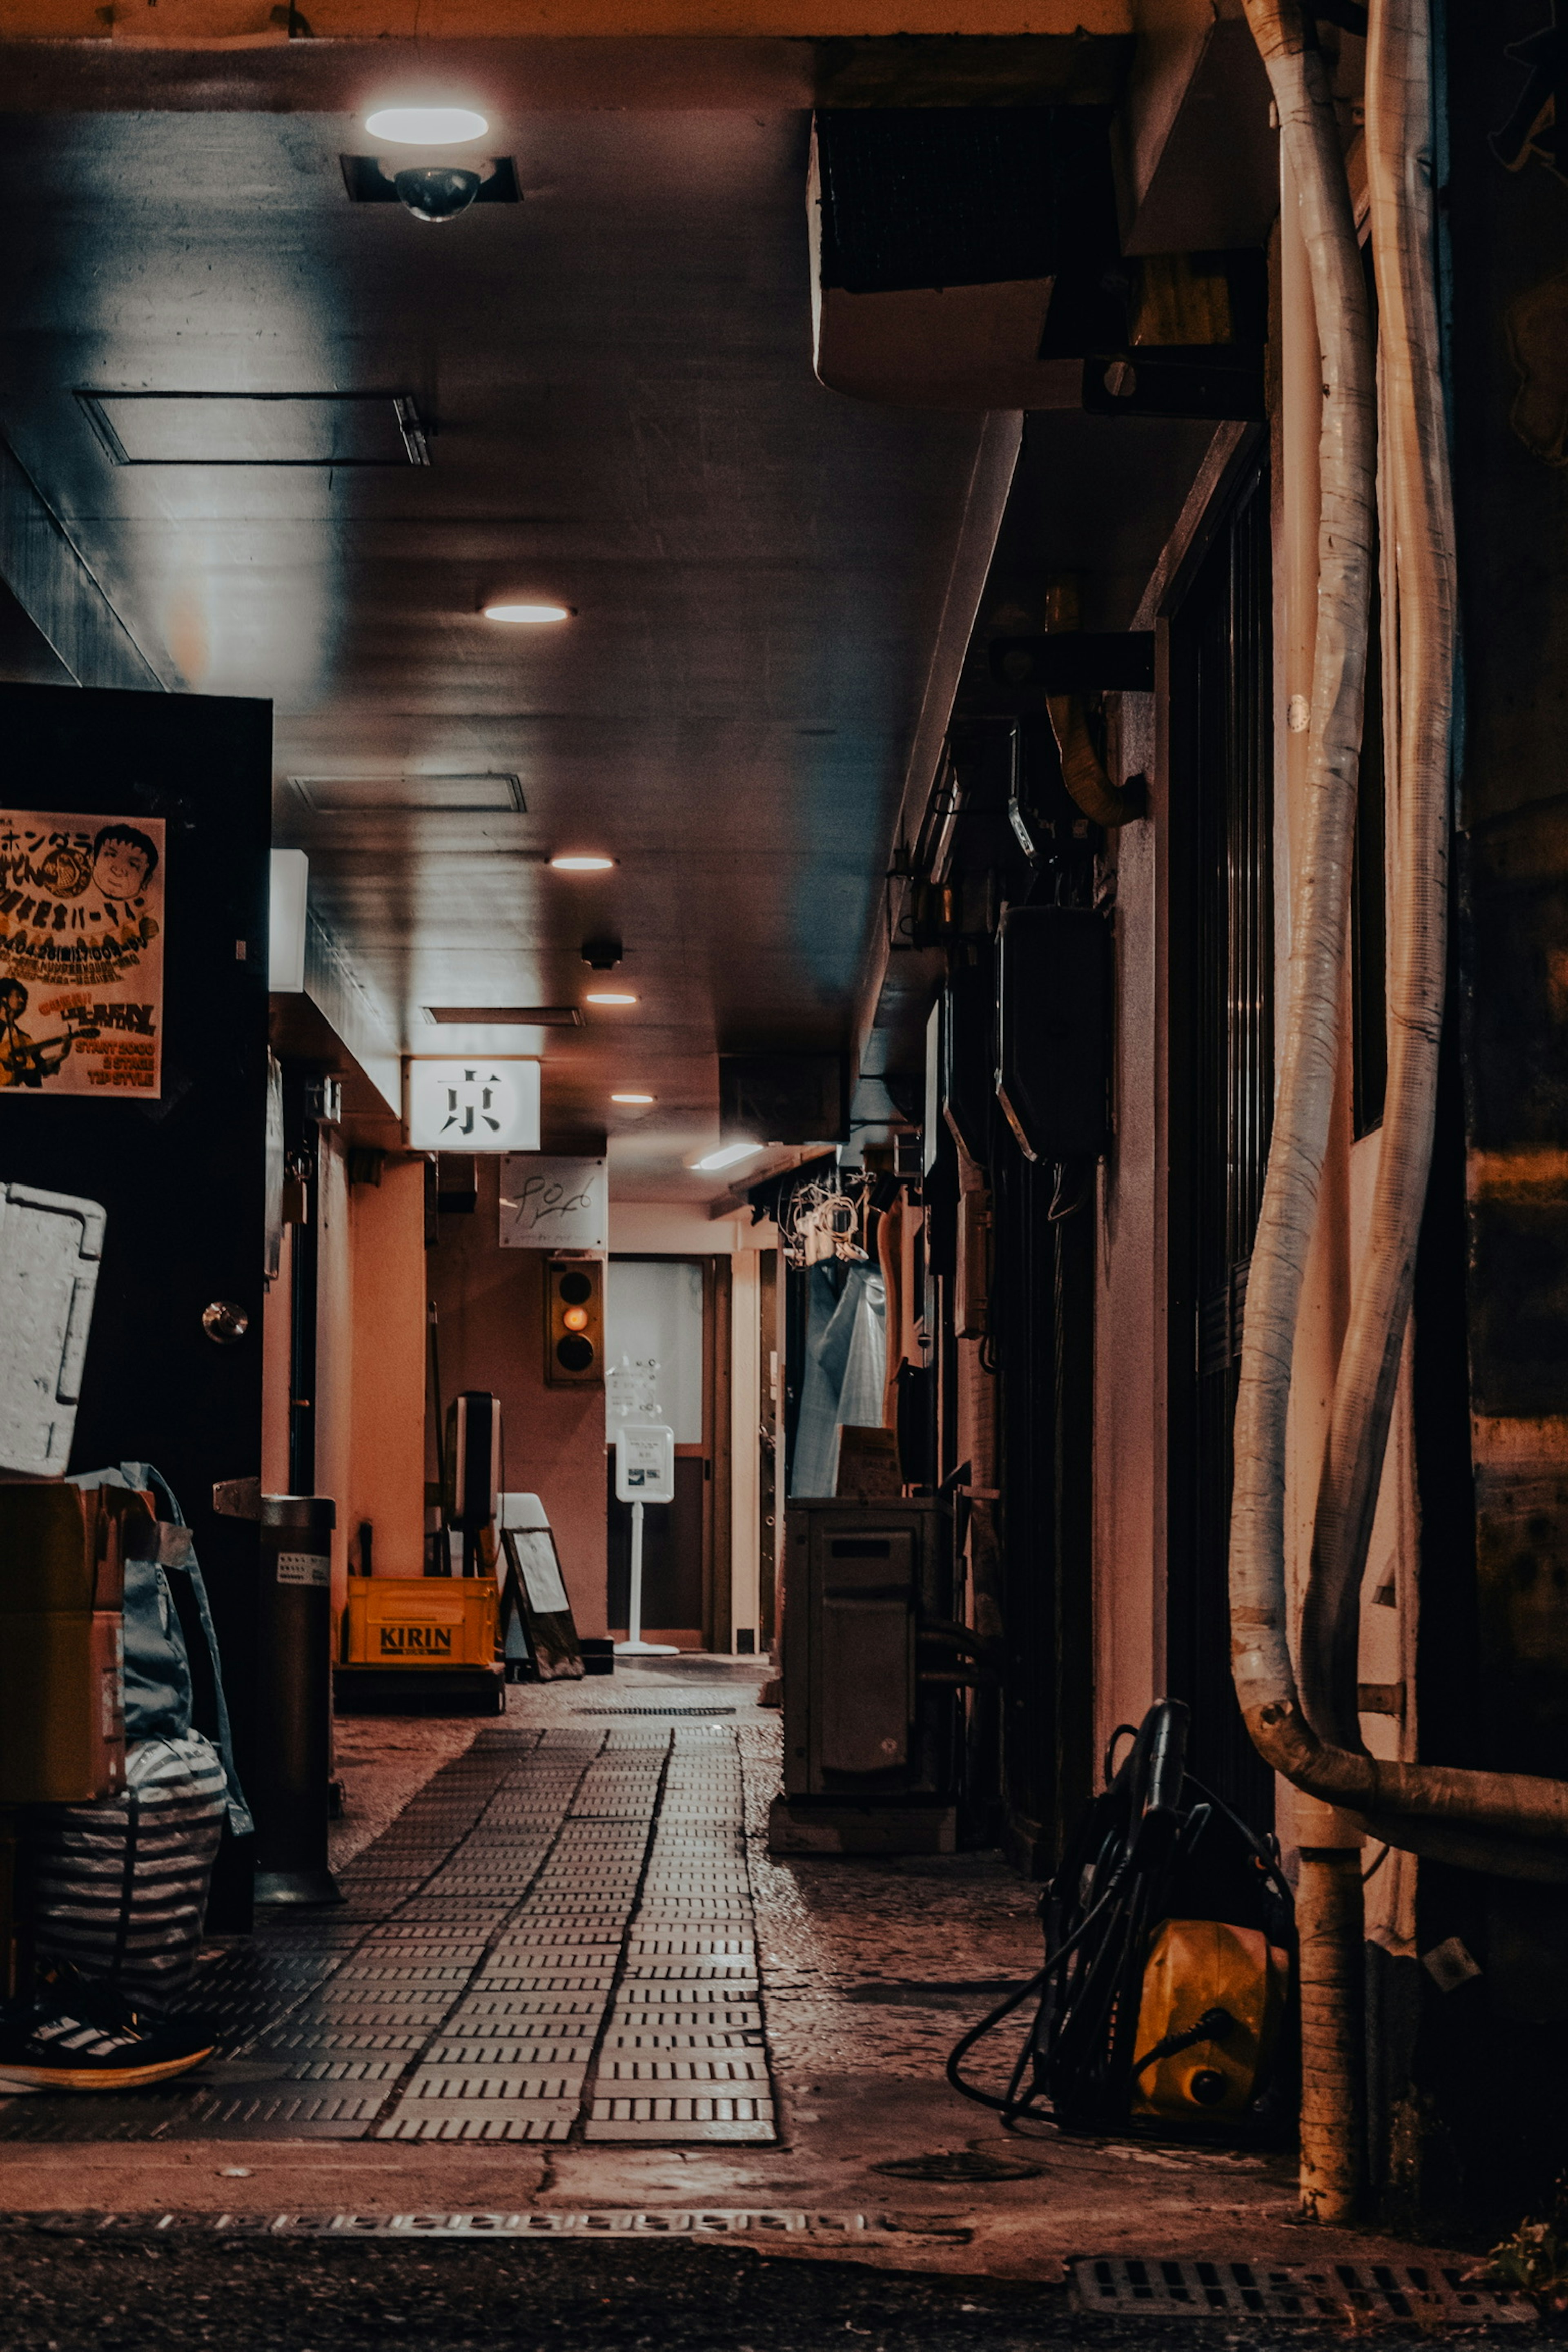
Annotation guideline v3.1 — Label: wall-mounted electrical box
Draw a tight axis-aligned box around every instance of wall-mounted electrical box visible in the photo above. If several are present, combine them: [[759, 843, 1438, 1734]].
[[995, 903, 1110, 1161], [770, 1497, 956, 1855]]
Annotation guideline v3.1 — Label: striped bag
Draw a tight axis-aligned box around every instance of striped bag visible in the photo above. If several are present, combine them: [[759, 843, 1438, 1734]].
[[30, 1733, 228, 2015]]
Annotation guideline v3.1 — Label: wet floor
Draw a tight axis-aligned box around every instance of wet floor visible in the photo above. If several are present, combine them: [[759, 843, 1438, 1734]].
[[0, 1660, 1472, 2310]]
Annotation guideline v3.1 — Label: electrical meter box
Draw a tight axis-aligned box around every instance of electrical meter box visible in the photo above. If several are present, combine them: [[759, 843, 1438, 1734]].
[[771, 1497, 956, 1855], [0, 1180, 105, 1477]]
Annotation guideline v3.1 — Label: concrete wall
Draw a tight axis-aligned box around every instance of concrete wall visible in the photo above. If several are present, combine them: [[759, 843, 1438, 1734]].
[[428, 1156, 608, 1638], [314, 1127, 355, 1611]]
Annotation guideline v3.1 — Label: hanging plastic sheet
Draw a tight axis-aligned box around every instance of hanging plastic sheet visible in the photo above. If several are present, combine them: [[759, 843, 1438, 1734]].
[[790, 1259, 887, 1498]]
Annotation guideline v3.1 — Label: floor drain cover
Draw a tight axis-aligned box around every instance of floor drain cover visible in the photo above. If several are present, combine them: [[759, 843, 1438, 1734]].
[[573, 1707, 737, 1717], [1071, 2257, 1535, 2325], [874, 2151, 1042, 2183], [24, 2210, 887, 2241]]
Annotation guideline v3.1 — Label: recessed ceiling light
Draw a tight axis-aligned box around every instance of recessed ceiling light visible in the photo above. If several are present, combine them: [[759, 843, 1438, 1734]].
[[365, 106, 489, 146], [693, 1141, 764, 1172], [550, 853, 615, 871], [483, 601, 572, 625], [611, 1092, 655, 1105], [585, 990, 637, 1006]]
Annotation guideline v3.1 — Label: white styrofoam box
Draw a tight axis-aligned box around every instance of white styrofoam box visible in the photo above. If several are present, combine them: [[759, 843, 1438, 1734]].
[[500, 1492, 550, 1532], [0, 1180, 106, 1475]]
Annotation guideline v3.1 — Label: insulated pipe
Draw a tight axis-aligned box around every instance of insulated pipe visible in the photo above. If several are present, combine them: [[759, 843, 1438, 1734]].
[[1298, 0, 1458, 1753], [1229, 0, 1375, 1752], [1295, 1850, 1365, 2223], [1046, 695, 1143, 829], [1227, 0, 1375, 2227], [1234, 0, 1568, 1885]]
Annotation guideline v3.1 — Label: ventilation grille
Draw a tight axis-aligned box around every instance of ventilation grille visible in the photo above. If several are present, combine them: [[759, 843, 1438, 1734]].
[[79, 392, 430, 467], [424, 1007, 581, 1028], [290, 775, 524, 815]]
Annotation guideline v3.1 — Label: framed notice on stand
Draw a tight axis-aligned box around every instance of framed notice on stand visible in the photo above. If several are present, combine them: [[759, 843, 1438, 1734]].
[[498, 1492, 584, 1682]]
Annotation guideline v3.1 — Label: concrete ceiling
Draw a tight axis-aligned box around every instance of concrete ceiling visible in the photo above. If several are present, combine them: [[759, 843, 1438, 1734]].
[[0, 101, 992, 1196]]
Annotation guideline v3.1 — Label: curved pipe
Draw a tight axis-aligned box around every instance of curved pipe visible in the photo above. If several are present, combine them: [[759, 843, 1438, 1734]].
[[1046, 694, 1143, 828], [1298, 0, 1459, 1753], [1229, 0, 1374, 1735], [1234, 0, 1568, 1890]]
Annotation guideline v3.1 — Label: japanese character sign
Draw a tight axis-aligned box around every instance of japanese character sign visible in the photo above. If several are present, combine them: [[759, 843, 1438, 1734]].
[[405, 1058, 541, 1152]]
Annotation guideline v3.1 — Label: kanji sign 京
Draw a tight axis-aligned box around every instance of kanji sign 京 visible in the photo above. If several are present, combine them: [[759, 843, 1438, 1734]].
[[405, 1058, 541, 1152]]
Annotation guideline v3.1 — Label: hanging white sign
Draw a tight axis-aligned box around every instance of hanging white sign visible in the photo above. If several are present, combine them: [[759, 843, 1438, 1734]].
[[405, 1058, 541, 1152], [498, 1155, 608, 1250]]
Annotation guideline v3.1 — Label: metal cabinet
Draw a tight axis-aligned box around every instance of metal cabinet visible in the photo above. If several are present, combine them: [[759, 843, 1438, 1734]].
[[771, 1497, 956, 1853]]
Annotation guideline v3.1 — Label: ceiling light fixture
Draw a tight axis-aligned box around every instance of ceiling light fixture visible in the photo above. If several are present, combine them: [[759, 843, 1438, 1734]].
[[693, 1141, 763, 1172], [550, 853, 615, 872], [483, 601, 572, 625], [585, 991, 637, 1006], [364, 106, 489, 146], [611, 1092, 655, 1105]]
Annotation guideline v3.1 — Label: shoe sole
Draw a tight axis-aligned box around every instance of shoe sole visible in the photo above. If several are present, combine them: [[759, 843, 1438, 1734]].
[[0, 2045, 215, 2094]]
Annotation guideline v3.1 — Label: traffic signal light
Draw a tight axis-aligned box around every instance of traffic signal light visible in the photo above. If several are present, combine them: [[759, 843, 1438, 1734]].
[[545, 1258, 603, 1386]]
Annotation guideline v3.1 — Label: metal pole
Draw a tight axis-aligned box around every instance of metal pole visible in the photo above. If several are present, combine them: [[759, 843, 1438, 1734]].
[[254, 1492, 341, 1906], [615, 1501, 677, 1656], [628, 1499, 644, 1647]]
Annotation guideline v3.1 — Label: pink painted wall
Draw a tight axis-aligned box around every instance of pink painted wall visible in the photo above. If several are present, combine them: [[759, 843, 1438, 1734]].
[[427, 1156, 608, 1637], [348, 1155, 428, 1581]]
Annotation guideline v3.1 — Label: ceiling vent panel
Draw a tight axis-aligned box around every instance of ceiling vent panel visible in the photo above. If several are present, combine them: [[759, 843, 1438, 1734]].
[[289, 775, 524, 814], [78, 391, 430, 466], [424, 1007, 582, 1027]]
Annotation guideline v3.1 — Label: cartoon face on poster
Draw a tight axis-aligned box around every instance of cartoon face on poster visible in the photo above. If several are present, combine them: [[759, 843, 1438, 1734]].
[[0, 811, 165, 1097]]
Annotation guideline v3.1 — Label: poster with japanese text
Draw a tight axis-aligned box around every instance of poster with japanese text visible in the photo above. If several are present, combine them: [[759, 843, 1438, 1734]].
[[0, 811, 165, 1096]]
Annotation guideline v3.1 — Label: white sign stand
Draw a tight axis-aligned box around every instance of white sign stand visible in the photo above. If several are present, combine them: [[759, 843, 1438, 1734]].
[[613, 1425, 677, 1657]]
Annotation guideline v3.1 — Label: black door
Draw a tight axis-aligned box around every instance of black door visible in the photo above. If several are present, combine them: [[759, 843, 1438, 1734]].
[[0, 682, 272, 1847], [1166, 461, 1276, 1824]]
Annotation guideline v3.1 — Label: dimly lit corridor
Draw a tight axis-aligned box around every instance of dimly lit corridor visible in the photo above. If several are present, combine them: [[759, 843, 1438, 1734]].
[[4, 0, 1568, 2337]]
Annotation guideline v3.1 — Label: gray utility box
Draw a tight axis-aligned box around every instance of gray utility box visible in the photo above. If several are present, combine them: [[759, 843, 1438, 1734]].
[[769, 1497, 957, 1855]]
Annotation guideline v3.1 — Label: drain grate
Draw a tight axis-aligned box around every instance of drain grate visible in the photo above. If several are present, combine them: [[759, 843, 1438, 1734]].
[[875, 2151, 1042, 2183], [573, 1707, 737, 1717], [1071, 2257, 1535, 2325], [20, 2209, 971, 2242]]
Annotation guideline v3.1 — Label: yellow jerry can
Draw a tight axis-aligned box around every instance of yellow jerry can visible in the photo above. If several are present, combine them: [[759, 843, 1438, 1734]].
[[1130, 1917, 1291, 2122]]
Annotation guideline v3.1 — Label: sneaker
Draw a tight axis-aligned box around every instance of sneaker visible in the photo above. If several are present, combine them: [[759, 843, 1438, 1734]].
[[0, 1969, 215, 2094]]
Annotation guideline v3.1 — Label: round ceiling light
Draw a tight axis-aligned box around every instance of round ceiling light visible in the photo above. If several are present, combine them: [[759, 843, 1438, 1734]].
[[611, 1091, 655, 1105], [586, 990, 637, 1005], [483, 601, 572, 625], [365, 106, 489, 146], [550, 853, 615, 872]]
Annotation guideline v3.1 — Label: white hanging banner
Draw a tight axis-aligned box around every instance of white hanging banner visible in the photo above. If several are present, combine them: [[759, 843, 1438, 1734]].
[[405, 1058, 541, 1152], [498, 1155, 608, 1250]]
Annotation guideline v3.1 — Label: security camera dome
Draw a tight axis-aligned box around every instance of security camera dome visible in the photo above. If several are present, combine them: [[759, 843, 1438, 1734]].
[[394, 165, 482, 223]]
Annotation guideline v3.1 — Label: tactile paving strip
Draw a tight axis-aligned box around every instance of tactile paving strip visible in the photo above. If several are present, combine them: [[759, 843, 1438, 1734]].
[[584, 1729, 775, 2144], [0, 1719, 781, 2148], [1070, 2258, 1535, 2326]]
